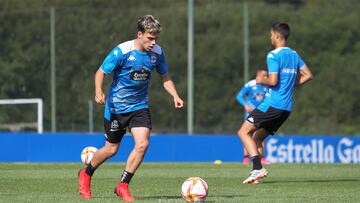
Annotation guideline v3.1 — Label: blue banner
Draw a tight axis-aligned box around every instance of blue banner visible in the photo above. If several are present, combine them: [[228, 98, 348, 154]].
[[0, 133, 359, 163]]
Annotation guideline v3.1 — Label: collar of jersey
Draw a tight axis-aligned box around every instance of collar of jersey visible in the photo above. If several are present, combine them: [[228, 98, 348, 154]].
[[131, 40, 150, 56], [133, 48, 149, 56]]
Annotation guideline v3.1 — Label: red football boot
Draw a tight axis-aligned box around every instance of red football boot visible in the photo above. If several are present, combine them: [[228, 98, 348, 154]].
[[114, 182, 135, 202], [78, 168, 92, 199]]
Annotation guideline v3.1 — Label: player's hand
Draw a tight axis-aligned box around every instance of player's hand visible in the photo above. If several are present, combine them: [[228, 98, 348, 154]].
[[174, 97, 184, 109], [95, 90, 106, 105]]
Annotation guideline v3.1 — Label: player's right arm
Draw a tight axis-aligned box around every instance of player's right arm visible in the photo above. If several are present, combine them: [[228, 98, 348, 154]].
[[95, 69, 106, 105], [236, 84, 253, 112], [297, 64, 313, 85], [94, 46, 123, 105]]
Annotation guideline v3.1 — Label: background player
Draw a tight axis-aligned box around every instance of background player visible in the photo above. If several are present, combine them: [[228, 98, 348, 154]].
[[78, 15, 184, 201], [236, 68, 270, 164], [238, 22, 313, 184]]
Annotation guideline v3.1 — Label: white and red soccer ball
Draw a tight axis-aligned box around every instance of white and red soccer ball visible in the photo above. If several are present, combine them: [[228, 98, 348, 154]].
[[181, 177, 208, 202], [80, 146, 98, 164]]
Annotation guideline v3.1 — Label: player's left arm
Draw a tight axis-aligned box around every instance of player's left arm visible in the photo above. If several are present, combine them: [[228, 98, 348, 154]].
[[236, 85, 250, 106], [162, 74, 184, 108], [258, 52, 279, 86], [297, 64, 313, 85], [156, 48, 183, 108]]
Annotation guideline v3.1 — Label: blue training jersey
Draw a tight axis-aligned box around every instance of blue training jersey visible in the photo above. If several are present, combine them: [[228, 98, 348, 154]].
[[236, 79, 268, 119], [257, 47, 305, 112], [100, 40, 168, 119]]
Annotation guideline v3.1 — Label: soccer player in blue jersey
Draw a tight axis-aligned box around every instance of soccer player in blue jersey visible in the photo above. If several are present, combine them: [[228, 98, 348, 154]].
[[236, 69, 270, 164], [78, 15, 184, 201], [238, 22, 313, 184]]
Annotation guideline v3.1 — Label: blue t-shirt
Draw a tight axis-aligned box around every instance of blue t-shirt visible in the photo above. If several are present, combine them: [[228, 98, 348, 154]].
[[236, 79, 268, 118], [100, 40, 168, 119], [257, 47, 305, 112]]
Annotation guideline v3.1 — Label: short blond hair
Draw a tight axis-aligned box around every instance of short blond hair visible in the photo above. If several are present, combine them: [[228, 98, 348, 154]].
[[137, 15, 161, 35]]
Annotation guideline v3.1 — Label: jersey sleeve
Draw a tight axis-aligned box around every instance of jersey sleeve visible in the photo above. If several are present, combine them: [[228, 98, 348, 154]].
[[266, 52, 279, 74], [236, 83, 251, 106], [100, 46, 123, 75], [156, 50, 169, 76], [298, 55, 306, 69]]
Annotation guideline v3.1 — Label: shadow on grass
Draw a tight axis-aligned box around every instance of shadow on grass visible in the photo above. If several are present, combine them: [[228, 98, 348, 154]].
[[263, 178, 360, 184], [136, 195, 179, 200], [136, 194, 247, 201]]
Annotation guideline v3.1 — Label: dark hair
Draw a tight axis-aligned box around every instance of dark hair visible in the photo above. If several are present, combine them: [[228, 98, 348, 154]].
[[271, 22, 290, 40], [257, 66, 268, 72]]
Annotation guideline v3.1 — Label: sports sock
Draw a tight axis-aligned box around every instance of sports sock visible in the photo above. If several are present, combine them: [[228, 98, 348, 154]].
[[251, 155, 262, 170], [120, 170, 134, 184], [85, 163, 96, 176]]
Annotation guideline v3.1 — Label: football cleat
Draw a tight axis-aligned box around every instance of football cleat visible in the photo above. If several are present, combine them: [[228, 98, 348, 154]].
[[243, 168, 268, 184], [114, 182, 135, 202], [78, 168, 92, 199]]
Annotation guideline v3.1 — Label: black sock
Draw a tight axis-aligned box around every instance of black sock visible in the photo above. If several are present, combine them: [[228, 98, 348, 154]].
[[251, 155, 262, 170], [85, 163, 96, 176], [120, 170, 134, 184]]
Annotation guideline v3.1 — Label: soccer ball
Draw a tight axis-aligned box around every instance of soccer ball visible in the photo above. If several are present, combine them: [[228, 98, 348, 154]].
[[80, 146, 98, 164], [181, 177, 208, 202]]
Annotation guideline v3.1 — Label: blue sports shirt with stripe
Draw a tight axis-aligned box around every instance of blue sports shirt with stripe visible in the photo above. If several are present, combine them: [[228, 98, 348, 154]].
[[236, 79, 268, 119], [257, 47, 305, 112], [100, 40, 168, 119]]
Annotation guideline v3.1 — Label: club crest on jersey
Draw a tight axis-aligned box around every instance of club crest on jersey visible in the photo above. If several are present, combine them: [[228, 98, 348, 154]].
[[255, 93, 264, 102], [150, 54, 157, 64], [130, 68, 150, 81]]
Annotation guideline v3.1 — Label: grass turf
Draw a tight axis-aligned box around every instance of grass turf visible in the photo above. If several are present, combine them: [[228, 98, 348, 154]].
[[0, 163, 360, 202]]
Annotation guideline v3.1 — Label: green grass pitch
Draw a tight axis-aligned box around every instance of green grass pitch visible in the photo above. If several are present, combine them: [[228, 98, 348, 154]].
[[0, 163, 360, 202]]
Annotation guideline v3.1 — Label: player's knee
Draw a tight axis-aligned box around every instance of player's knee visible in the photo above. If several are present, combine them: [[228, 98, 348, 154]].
[[135, 141, 149, 153], [105, 146, 119, 157], [238, 127, 249, 137]]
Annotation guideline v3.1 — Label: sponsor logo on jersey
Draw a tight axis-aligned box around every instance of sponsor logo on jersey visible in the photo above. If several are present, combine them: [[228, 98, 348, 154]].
[[282, 68, 297, 74], [130, 68, 150, 81]]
